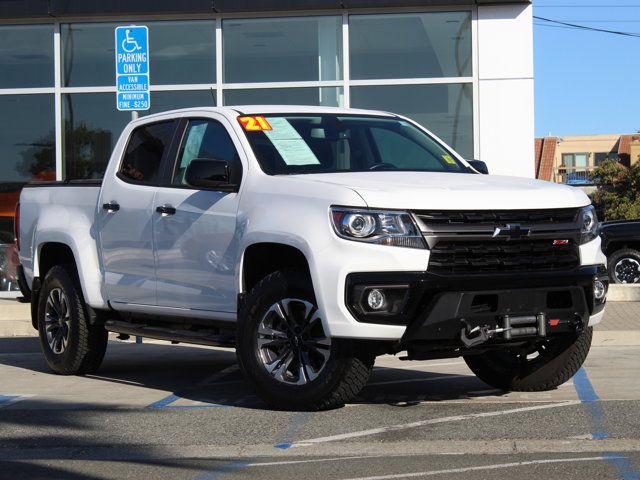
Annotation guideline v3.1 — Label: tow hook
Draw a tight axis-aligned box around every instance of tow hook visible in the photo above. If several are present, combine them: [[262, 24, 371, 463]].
[[460, 322, 508, 348]]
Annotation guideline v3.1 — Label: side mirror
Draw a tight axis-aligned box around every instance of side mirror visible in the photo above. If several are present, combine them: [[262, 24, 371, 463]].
[[468, 159, 489, 175], [185, 158, 239, 192]]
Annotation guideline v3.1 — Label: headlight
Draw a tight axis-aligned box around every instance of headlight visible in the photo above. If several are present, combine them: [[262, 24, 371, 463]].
[[580, 205, 598, 244], [330, 207, 426, 249]]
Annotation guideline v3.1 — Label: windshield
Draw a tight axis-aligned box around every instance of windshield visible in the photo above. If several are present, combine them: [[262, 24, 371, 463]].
[[240, 114, 468, 175]]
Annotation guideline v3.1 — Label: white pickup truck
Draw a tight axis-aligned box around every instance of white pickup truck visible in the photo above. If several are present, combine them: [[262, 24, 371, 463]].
[[16, 106, 608, 410]]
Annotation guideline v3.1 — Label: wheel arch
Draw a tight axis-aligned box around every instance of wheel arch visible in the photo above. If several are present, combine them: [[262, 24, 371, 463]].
[[240, 242, 311, 296]]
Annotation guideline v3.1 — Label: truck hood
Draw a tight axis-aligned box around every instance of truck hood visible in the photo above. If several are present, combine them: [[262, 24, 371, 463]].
[[285, 172, 590, 210]]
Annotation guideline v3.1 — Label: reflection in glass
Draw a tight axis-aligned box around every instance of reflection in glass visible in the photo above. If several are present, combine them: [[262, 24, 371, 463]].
[[350, 84, 473, 158], [145, 90, 215, 115], [350, 12, 472, 79], [62, 21, 216, 87], [62, 93, 130, 179], [223, 16, 342, 83], [0, 95, 54, 291], [224, 87, 342, 107], [0, 25, 54, 88]]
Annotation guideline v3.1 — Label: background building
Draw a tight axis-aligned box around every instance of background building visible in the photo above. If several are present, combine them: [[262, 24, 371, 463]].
[[0, 0, 533, 293], [535, 133, 640, 186]]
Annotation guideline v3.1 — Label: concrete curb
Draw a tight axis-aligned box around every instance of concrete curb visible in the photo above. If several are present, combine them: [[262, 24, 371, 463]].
[[607, 284, 640, 302]]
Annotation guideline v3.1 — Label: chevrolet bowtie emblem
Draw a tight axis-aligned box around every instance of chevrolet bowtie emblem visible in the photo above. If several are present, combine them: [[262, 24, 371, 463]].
[[492, 224, 531, 240]]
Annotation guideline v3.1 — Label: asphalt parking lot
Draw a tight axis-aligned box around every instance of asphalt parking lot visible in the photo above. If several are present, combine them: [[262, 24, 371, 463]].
[[1, 327, 639, 480]]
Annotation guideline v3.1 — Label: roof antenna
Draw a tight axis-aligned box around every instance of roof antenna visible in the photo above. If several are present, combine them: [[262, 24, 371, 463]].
[[209, 87, 216, 106]]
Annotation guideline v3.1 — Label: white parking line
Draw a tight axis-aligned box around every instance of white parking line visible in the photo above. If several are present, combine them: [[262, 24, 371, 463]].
[[292, 400, 580, 446], [337, 456, 621, 480]]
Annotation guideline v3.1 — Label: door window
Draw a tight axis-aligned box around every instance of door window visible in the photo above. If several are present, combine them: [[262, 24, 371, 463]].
[[173, 119, 241, 186], [119, 121, 175, 185]]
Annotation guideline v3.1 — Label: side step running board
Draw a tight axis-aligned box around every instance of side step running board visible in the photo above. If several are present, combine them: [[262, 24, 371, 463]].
[[104, 320, 236, 348]]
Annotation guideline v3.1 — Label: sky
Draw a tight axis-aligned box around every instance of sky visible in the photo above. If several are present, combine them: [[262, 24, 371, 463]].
[[533, 1, 640, 137]]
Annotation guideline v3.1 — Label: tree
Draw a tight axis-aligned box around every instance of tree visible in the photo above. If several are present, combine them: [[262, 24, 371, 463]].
[[590, 159, 640, 220]]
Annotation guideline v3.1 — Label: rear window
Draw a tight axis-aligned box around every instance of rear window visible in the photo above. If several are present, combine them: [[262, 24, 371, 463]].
[[119, 121, 175, 185]]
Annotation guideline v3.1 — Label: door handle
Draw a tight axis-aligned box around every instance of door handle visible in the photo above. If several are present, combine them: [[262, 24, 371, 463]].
[[102, 201, 120, 213], [156, 205, 176, 216]]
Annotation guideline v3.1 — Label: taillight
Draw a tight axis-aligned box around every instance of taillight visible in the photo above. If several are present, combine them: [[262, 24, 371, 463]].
[[14, 202, 20, 251]]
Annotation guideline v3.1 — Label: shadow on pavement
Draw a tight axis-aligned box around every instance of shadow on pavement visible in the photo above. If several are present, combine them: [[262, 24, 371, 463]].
[[0, 336, 503, 411]]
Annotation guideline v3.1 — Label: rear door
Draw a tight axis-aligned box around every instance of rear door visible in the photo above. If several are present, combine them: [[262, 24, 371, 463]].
[[152, 115, 245, 313], [98, 120, 177, 306]]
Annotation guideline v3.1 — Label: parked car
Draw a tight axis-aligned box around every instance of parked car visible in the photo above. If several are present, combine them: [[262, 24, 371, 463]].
[[600, 220, 640, 283], [16, 106, 608, 410]]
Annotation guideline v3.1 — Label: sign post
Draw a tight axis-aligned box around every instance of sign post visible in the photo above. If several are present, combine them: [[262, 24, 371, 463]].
[[115, 25, 150, 112]]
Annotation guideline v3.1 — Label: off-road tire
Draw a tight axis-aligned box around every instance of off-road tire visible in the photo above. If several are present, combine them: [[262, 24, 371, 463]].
[[608, 248, 640, 284], [464, 327, 593, 391], [236, 270, 374, 411], [37, 264, 108, 375]]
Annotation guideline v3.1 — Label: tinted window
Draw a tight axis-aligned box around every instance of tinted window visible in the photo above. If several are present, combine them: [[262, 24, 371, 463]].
[[350, 84, 474, 159], [62, 21, 215, 87], [224, 87, 341, 107], [173, 120, 240, 186], [120, 122, 175, 185], [223, 16, 342, 83], [350, 12, 471, 80], [0, 25, 54, 88]]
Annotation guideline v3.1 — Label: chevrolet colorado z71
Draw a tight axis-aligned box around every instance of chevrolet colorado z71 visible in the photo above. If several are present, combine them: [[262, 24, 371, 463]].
[[16, 106, 608, 410]]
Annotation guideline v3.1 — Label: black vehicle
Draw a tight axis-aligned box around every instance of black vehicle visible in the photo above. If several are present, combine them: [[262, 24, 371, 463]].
[[600, 220, 640, 284]]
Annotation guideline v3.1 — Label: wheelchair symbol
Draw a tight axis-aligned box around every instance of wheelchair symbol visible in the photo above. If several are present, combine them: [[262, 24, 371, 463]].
[[121, 29, 142, 53]]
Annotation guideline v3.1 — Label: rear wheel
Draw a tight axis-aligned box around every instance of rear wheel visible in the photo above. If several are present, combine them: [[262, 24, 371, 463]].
[[608, 248, 640, 284], [464, 327, 592, 391], [37, 265, 108, 375], [237, 270, 374, 410]]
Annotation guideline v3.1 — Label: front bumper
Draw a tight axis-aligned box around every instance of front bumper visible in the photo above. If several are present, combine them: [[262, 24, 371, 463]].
[[346, 265, 608, 347]]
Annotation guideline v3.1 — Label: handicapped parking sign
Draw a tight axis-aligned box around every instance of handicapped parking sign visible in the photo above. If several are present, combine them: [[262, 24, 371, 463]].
[[115, 25, 150, 111]]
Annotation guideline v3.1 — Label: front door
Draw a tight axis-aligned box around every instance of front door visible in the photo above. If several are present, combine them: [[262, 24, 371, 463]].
[[98, 120, 177, 306], [153, 116, 245, 313]]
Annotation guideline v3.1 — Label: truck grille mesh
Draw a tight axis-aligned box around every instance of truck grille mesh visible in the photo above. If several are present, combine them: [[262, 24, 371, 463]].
[[415, 209, 579, 226], [427, 239, 580, 274]]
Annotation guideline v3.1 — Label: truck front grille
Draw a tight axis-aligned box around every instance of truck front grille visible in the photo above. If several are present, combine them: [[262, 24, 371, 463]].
[[427, 239, 580, 274], [413, 209, 582, 275]]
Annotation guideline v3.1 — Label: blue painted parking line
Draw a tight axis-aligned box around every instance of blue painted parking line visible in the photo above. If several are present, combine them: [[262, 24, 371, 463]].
[[573, 368, 607, 438], [147, 393, 230, 409], [573, 368, 640, 480], [274, 412, 311, 449], [0, 395, 27, 408]]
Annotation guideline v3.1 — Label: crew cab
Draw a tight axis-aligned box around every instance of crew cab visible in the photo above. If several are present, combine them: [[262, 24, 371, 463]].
[[16, 106, 608, 410]]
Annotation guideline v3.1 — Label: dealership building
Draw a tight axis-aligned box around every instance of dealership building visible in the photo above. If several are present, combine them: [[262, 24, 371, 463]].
[[0, 0, 533, 293]]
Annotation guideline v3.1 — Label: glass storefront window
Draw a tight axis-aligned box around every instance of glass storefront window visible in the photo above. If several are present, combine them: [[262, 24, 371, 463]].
[[0, 25, 54, 88], [224, 87, 342, 107], [0, 94, 54, 292], [146, 90, 216, 115], [223, 16, 342, 83], [350, 12, 472, 80], [62, 20, 216, 87], [62, 93, 130, 179], [350, 84, 473, 159]]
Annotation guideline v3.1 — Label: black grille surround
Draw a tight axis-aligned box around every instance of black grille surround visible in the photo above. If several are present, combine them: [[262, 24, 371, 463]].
[[414, 208, 583, 275]]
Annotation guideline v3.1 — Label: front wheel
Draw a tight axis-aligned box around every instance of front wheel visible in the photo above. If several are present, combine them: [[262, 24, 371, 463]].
[[464, 327, 593, 391], [236, 270, 374, 410]]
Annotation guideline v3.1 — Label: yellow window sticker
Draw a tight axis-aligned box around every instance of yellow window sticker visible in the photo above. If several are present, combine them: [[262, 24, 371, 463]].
[[442, 154, 457, 165]]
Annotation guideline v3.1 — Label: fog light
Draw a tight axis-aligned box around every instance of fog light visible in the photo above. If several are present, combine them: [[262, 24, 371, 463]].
[[367, 289, 386, 311], [594, 280, 606, 301]]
